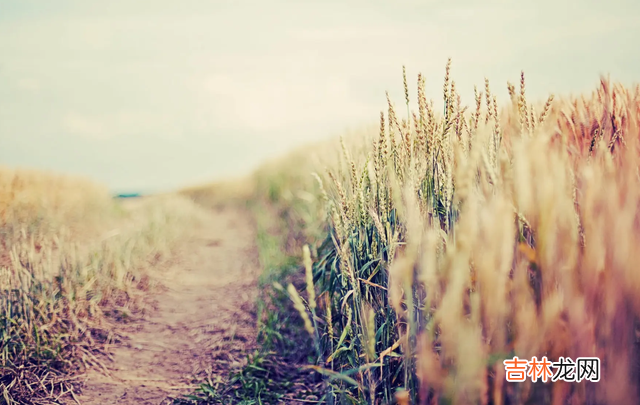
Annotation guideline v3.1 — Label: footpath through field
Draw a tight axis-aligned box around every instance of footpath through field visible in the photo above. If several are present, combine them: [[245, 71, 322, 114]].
[[70, 205, 260, 405]]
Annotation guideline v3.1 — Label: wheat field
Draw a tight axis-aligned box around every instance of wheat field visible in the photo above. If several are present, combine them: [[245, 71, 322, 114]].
[[0, 168, 200, 404], [239, 61, 640, 405], [3, 59, 640, 404]]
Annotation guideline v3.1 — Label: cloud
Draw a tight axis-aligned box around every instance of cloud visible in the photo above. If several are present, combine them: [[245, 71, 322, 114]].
[[1, 0, 639, 191], [16, 78, 40, 91], [199, 72, 374, 134], [62, 112, 110, 140]]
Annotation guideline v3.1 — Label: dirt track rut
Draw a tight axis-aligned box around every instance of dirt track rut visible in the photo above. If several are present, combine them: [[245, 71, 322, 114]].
[[72, 206, 259, 405]]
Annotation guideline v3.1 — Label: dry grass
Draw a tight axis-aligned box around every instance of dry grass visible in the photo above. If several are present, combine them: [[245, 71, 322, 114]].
[[257, 61, 640, 404], [180, 176, 255, 211], [0, 168, 200, 404]]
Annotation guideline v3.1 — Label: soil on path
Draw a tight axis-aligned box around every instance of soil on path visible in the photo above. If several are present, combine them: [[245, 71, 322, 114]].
[[72, 206, 260, 405]]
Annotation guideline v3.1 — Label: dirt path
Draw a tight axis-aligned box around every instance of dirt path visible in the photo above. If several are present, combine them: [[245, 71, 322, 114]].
[[73, 206, 260, 405]]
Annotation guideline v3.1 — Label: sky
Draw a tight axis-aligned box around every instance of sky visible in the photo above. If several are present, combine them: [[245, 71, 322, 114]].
[[1, 0, 639, 193]]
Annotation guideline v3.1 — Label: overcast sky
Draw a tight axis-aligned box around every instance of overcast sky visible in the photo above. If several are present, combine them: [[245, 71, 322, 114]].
[[1, 0, 638, 193]]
